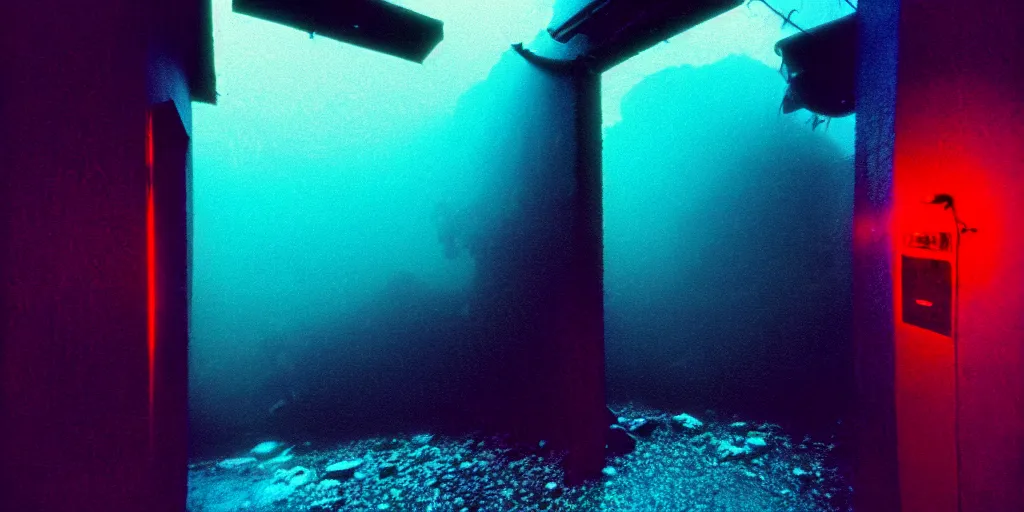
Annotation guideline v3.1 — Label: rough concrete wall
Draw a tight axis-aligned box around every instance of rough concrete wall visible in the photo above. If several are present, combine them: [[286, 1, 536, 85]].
[[850, 0, 901, 510], [1, 2, 200, 509], [854, 0, 1024, 509], [0, 1, 152, 510], [891, 0, 1024, 510]]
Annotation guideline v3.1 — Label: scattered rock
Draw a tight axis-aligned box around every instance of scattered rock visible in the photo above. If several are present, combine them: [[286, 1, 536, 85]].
[[325, 459, 364, 480], [716, 440, 751, 461], [275, 466, 315, 488], [250, 441, 285, 459], [379, 464, 398, 478], [379, 438, 401, 450], [216, 457, 257, 469], [626, 417, 662, 437], [309, 499, 341, 512], [745, 436, 768, 451], [190, 404, 850, 512], [317, 479, 341, 491], [689, 432, 714, 445], [262, 482, 295, 502], [264, 446, 295, 465], [672, 413, 704, 430], [413, 445, 440, 463]]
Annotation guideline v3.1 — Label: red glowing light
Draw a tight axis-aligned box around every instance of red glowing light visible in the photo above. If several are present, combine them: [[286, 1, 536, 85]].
[[146, 117, 154, 170], [915, 299, 934, 307], [146, 111, 156, 451]]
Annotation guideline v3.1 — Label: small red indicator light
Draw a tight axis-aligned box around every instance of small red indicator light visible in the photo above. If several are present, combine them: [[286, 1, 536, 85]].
[[914, 299, 934, 307]]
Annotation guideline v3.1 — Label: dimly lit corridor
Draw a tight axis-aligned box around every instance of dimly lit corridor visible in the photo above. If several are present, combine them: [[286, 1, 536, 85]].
[[2, 0, 1022, 511]]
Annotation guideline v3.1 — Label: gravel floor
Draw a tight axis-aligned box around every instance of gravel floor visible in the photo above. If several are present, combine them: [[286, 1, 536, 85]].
[[188, 404, 852, 512]]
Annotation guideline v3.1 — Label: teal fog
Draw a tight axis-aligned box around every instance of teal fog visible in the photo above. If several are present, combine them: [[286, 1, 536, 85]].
[[189, 0, 855, 456]]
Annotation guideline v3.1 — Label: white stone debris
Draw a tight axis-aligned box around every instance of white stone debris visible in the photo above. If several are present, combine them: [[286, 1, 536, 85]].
[[217, 457, 257, 469], [672, 413, 704, 430], [325, 459, 364, 480], [250, 441, 284, 458], [412, 433, 434, 445]]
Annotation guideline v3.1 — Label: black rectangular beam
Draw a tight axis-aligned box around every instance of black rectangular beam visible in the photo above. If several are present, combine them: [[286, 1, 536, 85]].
[[234, 0, 443, 63], [549, 0, 742, 72]]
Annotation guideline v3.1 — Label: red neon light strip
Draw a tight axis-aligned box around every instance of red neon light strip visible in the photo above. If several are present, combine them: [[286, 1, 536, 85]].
[[915, 299, 934, 307], [146, 112, 156, 452]]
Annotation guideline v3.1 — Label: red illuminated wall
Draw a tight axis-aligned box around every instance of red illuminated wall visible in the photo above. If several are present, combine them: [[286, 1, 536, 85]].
[[856, 0, 1024, 510], [1, 2, 198, 510], [0, 3, 152, 509]]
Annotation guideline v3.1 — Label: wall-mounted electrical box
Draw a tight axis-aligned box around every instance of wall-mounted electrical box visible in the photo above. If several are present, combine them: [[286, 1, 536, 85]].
[[901, 255, 953, 336], [905, 232, 953, 253]]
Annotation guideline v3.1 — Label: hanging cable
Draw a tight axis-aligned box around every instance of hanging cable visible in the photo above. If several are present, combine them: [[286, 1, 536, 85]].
[[747, 0, 809, 34], [925, 193, 977, 512]]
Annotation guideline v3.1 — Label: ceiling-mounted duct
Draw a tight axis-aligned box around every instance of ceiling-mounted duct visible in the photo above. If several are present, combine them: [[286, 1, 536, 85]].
[[547, 0, 742, 71], [233, 0, 444, 63], [775, 13, 857, 117]]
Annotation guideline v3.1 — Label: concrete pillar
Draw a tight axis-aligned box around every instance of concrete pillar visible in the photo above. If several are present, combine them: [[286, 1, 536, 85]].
[[851, 0, 901, 508], [560, 69, 607, 482], [509, 45, 607, 481]]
